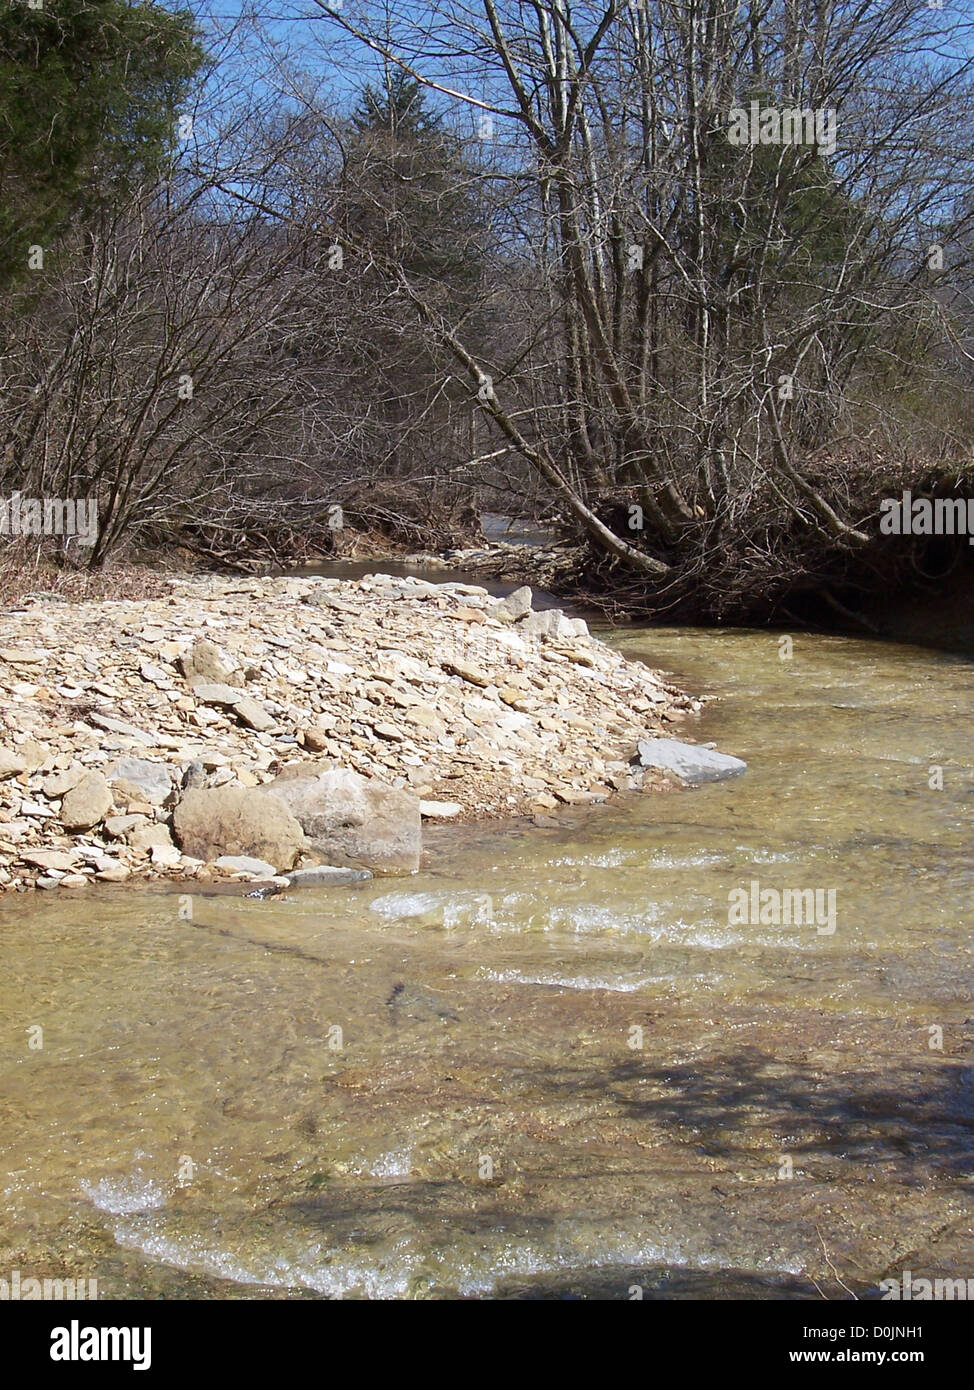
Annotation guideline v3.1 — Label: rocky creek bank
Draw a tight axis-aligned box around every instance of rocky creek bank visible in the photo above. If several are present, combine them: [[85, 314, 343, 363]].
[[0, 572, 722, 893]]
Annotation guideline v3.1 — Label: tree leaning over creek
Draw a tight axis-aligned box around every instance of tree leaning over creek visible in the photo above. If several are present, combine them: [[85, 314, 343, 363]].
[[1, 1, 974, 625], [313, 0, 974, 619]]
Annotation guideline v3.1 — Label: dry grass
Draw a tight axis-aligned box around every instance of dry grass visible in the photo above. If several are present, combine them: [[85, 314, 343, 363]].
[[0, 544, 188, 609]]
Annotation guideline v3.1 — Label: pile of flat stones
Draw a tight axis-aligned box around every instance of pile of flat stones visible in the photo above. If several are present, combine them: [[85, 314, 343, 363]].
[[0, 573, 698, 892]]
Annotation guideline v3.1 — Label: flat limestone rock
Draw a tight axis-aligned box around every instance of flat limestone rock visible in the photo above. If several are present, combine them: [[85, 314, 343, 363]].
[[95, 862, 131, 882], [419, 801, 463, 819], [87, 714, 156, 745], [282, 865, 373, 888], [634, 737, 746, 785], [441, 658, 491, 687], [232, 696, 276, 732], [40, 764, 85, 798], [20, 849, 78, 872], [190, 682, 243, 707], [150, 843, 182, 868], [214, 855, 278, 878], [104, 814, 149, 839], [0, 748, 26, 779], [0, 648, 44, 663], [106, 758, 174, 805]]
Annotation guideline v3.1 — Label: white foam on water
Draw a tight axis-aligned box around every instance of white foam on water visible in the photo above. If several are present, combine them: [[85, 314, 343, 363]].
[[368, 890, 494, 927], [463, 896, 824, 951], [547, 849, 633, 869], [538, 904, 738, 947], [107, 1209, 806, 1299], [111, 1219, 418, 1299], [671, 924, 824, 950], [644, 851, 734, 870], [543, 903, 655, 933], [81, 1175, 167, 1215], [112, 1222, 282, 1288], [479, 966, 705, 993], [369, 891, 445, 919], [746, 848, 802, 865], [548, 849, 780, 873], [353, 1146, 413, 1179], [550, 907, 827, 951]]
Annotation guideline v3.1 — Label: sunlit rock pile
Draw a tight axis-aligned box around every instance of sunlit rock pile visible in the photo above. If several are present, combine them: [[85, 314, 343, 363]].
[[0, 573, 697, 892]]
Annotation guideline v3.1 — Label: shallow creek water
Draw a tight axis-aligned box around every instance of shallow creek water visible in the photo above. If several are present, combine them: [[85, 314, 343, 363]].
[[2, 619, 973, 1299]]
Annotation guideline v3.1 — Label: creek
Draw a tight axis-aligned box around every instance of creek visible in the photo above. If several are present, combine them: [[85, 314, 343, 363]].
[[2, 573, 972, 1298]]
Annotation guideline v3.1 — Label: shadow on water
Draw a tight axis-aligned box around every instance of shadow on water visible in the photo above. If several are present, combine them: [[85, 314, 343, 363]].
[[601, 1050, 974, 1179]]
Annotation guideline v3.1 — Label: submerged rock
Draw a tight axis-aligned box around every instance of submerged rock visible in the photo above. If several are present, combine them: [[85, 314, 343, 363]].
[[282, 865, 373, 888], [386, 980, 460, 1023], [633, 738, 747, 785]]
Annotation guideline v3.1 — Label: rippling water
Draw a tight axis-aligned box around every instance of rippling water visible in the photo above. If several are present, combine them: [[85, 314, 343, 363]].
[[2, 624, 973, 1299]]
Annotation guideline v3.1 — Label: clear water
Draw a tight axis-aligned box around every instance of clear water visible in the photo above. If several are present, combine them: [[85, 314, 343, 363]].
[[2, 622, 973, 1299]]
